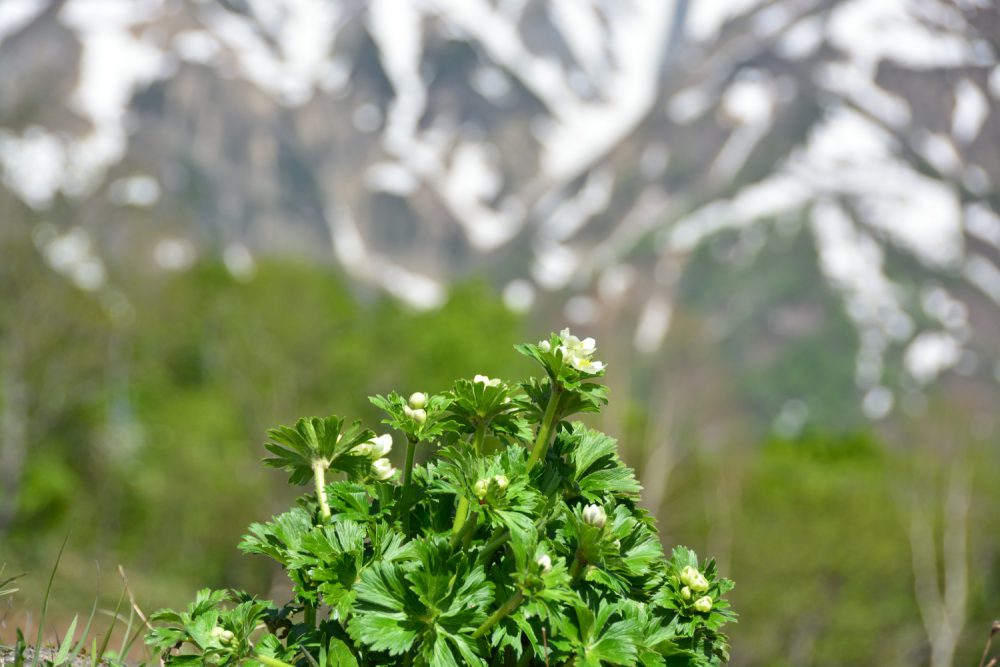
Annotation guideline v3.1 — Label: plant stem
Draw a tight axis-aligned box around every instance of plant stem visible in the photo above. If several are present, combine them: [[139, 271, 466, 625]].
[[569, 550, 586, 583], [450, 422, 487, 547], [473, 591, 524, 639], [450, 498, 470, 547], [525, 383, 562, 471], [402, 436, 418, 490], [479, 528, 510, 563], [304, 603, 316, 627], [255, 654, 297, 667], [312, 460, 331, 521]]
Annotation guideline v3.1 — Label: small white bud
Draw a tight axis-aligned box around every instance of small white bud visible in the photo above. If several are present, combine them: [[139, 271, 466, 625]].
[[493, 475, 509, 491], [694, 596, 713, 613], [681, 586, 692, 600], [680, 565, 698, 587], [536, 554, 553, 573], [403, 405, 415, 419], [411, 408, 427, 424], [370, 433, 393, 457], [211, 626, 225, 640], [408, 392, 427, 409], [474, 478, 490, 499], [372, 458, 396, 480], [538, 340, 551, 352], [220, 630, 235, 644], [690, 572, 710, 592], [351, 442, 373, 457], [612, 539, 621, 550], [582, 504, 607, 528]]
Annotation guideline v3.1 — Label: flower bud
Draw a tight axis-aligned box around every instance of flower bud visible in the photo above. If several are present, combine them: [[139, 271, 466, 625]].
[[211, 626, 225, 640], [372, 458, 395, 480], [536, 554, 552, 573], [690, 572, 710, 592], [408, 392, 427, 409], [403, 405, 414, 419], [351, 443, 371, 457], [411, 408, 427, 424], [220, 630, 235, 644], [612, 539, 621, 550], [694, 596, 713, 613], [679, 565, 699, 587], [474, 478, 490, 499], [582, 504, 607, 528], [493, 475, 509, 491], [370, 433, 393, 457], [538, 340, 551, 352], [681, 586, 692, 600]]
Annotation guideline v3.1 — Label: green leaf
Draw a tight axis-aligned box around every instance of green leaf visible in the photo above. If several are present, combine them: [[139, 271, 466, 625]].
[[263, 416, 374, 485]]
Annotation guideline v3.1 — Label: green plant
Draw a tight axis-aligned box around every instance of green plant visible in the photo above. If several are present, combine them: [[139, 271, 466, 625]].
[[145, 330, 735, 666]]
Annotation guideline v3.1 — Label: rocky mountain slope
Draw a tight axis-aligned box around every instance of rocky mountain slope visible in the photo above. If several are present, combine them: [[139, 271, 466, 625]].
[[2, 0, 998, 431]]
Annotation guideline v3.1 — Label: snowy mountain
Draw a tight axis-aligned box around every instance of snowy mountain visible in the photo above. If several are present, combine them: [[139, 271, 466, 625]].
[[2, 0, 998, 430]]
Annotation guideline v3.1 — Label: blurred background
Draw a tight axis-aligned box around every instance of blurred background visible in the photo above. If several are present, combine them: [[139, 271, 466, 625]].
[[1, 0, 999, 664]]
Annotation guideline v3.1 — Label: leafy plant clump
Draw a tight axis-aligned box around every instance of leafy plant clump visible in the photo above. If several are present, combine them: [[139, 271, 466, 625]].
[[146, 330, 735, 666]]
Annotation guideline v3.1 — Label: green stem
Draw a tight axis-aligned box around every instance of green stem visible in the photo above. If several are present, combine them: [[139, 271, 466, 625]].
[[402, 436, 418, 490], [451, 498, 470, 545], [478, 528, 510, 564], [254, 655, 297, 667], [304, 603, 316, 627], [450, 422, 488, 546], [525, 384, 562, 471], [473, 591, 525, 639], [312, 460, 331, 521], [451, 514, 479, 549], [569, 550, 586, 583]]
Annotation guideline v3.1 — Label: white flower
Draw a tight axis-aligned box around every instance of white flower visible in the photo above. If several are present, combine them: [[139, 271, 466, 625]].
[[553, 328, 605, 374], [370, 433, 393, 457], [352, 434, 391, 458], [582, 503, 607, 528], [411, 408, 427, 424], [693, 596, 713, 613], [474, 478, 490, 499], [372, 458, 395, 480], [493, 474, 509, 491], [408, 392, 427, 409], [473, 374, 502, 387], [536, 554, 553, 573], [351, 442, 373, 457], [570, 356, 605, 374]]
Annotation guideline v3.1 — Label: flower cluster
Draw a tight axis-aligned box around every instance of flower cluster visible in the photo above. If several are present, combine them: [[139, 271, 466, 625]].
[[680, 565, 713, 613], [474, 474, 509, 500], [351, 433, 395, 480], [539, 328, 605, 374], [403, 392, 427, 423]]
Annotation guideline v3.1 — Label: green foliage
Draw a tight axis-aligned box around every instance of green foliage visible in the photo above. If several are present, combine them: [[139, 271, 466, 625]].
[[146, 330, 735, 665]]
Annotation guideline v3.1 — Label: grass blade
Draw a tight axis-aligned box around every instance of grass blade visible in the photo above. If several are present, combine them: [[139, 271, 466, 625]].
[[53, 615, 79, 666], [95, 587, 127, 662], [0, 563, 24, 597], [33, 533, 70, 667], [72, 579, 101, 656], [117, 608, 134, 658]]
